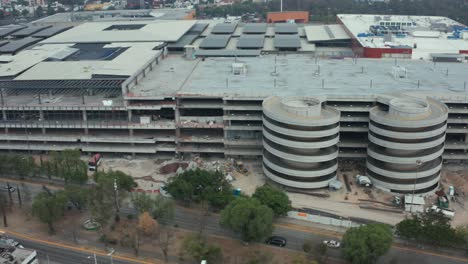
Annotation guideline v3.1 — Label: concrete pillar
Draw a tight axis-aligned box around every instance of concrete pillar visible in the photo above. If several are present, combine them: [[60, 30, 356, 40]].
[[2, 110, 7, 134], [82, 110, 88, 134], [128, 110, 132, 122], [40, 110, 46, 134]]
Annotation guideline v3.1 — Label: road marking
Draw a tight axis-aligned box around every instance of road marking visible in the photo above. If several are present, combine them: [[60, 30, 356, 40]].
[[1, 229, 159, 264]]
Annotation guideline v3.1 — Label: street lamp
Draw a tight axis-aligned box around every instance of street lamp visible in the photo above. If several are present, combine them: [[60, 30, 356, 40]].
[[113, 178, 119, 213], [410, 159, 423, 213]]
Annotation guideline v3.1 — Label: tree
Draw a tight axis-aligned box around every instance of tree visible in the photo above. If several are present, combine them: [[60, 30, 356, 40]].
[[21, 9, 29, 16], [396, 210, 464, 247], [253, 184, 291, 217], [48, 149, 88, 184], [220, 197, 274, 242], [138, 212, 158, 237], [166, 168, 233, 210], [64, 185, 89, 210], [152, 195, 175, 225], [342, 223, 393, 264], [158, 226, 174, 263], [313, 243, 328, 264], [35, 6, 44, 17], [131, 193, 154, 214], [90, 170, 136, 228], [180, 234, 223, 263], [32, 191, 68, 234], [120, 221, 140, 256]]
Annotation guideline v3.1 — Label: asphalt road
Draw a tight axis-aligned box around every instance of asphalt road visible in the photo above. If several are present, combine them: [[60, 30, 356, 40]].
[[14, 236, 133, 264], [3, 180, 468, 264]]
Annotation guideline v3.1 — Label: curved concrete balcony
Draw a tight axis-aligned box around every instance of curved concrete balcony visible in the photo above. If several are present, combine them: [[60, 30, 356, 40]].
[[263, 141, 338, 163], [368, 123, 447, 140], [367, 143, 444, 164], [263, 164, 336, 189], [368, 133, 446, 150], [262, 118, 339, 138], [366, 158, 442, 179], [263, 152, 337, 177], [263, 129, 339, 149], [368, 173, 440, 193]]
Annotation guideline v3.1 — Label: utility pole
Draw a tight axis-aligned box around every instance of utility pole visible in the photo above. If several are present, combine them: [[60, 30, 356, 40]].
[[16, 185, 22, 207], [6, 182, 12, 207]]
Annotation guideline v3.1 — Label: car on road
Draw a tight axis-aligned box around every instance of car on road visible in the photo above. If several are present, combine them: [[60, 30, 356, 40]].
[[1, 186, 15, 193], [323, 240, 341, 248], [266, 236, 287, 247]]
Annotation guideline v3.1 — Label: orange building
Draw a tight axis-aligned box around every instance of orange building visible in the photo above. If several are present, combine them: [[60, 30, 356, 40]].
[[267, 11, 309, 23]]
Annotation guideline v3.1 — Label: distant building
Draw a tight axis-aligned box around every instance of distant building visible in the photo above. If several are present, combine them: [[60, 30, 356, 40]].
[[267, 11, 309, 23]]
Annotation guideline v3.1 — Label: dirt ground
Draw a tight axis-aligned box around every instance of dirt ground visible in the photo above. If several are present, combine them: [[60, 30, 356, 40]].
[[98, 156, 266, 195], [96, 156, 468, 227]]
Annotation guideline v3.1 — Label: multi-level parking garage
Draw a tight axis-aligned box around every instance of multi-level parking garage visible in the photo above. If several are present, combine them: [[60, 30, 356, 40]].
[[1, 18, 468, 194], [262, 96, 340, 188], [366, 98, 448, 194]]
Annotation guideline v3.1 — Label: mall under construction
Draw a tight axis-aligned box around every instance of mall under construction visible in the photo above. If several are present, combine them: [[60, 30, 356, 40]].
[[1, 14, 468, 194]]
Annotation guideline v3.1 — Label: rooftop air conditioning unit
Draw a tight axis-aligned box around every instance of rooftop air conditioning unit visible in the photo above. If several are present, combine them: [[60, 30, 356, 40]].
[[231, 62, 246, 75]]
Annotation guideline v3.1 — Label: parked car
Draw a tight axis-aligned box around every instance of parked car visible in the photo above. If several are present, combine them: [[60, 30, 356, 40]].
[[266, 236, 287, 247], [323, 240, 341, 248], [1, 186, 15, 193]]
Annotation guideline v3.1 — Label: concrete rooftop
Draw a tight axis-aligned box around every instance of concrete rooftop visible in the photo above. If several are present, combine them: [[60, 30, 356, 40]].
[[130, 54, 468, 99]]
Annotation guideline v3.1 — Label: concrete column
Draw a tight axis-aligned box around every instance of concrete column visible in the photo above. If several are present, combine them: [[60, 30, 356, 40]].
[[175, 100, 181, 147], [128, 110, 132, 122], [2, 110, 7, 134], [82, 110, 88, 134], [39, 110, 46, 134]]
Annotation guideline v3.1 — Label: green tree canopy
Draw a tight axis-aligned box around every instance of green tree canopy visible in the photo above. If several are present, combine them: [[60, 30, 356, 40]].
[[342, 223, 393, 264], [32, 190, 68, 234], [152, 195, 175, 225], [396, 210, 464, 247], [64, 185, 89, 210], [166, 168, 233, 210], [131, 192, 154, 214], [48, 149, 88, 184], [253, 184, 291, 217], [180, 234, 223, 263], [90, 170, 136, 228], [220, 197, 274, 242]]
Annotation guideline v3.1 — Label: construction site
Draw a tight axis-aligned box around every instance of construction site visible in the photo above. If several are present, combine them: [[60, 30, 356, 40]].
[[1, 13, 468, 224]]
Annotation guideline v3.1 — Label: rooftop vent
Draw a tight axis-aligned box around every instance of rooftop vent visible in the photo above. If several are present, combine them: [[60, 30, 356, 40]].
[[392, 66, 407, 79], [232, 62, 246, 75]]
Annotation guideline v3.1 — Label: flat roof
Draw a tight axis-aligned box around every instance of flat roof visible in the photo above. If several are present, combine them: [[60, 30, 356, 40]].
[[130, 55, 468, 98], [32, 25, 73, 38], [199, 35, 231, 49], [0, 25, 26, 38], [32, 8, 194, 24], [274, 23, 298, 34], [404, 195, 425, 205], [243, 23, 267, 34], [237, 35, 265, 49], [10, 25, 52, 38], [210, 23, 238, 34], [304, 24, 350, 42], [338, 14, 468, 60], [15, 43, 162, 80], [195, 49, 261, 57], [41, 20, 196, 43], [274, 34, 301, 48], [0, 44, 72, 77], [0, 37, 42, 54]]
